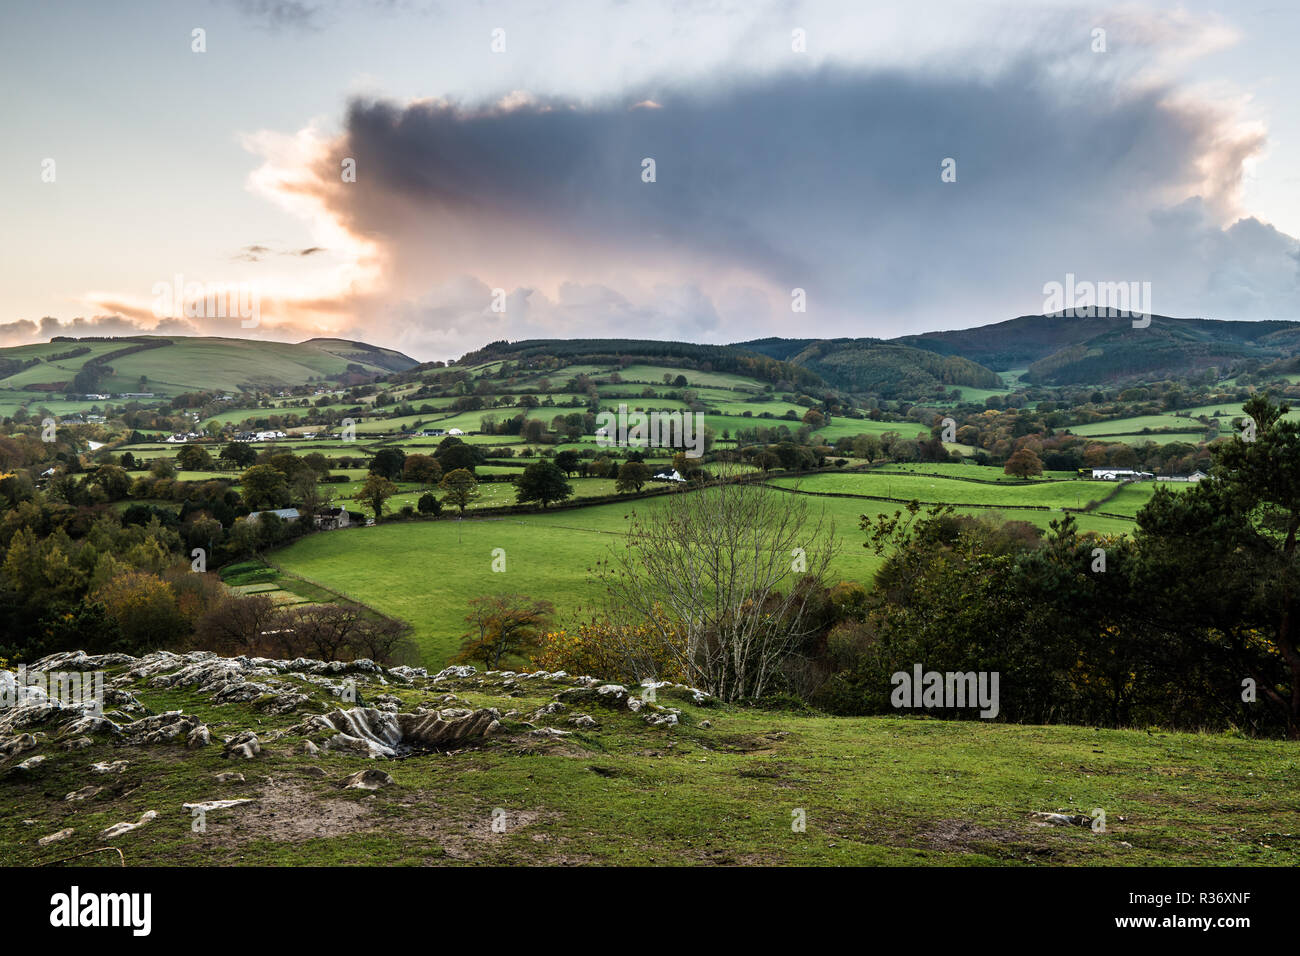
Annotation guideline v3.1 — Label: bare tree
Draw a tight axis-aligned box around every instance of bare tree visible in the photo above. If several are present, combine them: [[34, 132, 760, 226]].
[[597, 469, 837, 701], [282, 604, 365, 661], [194, 594, 277, 655], [352, 616, 416, 665]]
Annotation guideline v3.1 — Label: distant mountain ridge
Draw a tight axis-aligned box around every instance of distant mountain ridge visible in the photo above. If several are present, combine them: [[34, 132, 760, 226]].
[[7, 310, 1291, 402], [893, 314, 1300, 384], [456, 314, 1300, 392]]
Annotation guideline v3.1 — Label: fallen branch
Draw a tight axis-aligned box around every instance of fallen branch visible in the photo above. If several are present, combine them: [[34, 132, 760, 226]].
[[38, 846, 125, 867]]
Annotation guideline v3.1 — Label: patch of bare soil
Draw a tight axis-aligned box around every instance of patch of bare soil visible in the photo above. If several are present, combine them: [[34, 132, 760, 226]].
[[192, 772, 587, 863], [196, 778, 376, 845], [914, 818, 1041, 855]]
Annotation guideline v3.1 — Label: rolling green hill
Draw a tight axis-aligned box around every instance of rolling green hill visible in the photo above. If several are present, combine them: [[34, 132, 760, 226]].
[[894, 314, 1300, 383], [458, 338, 824, 390], [780, 340, 1001, 398], [0, 335, 418, 401]]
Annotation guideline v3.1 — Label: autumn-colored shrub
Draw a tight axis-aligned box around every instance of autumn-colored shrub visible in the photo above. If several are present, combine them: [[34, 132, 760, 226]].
[[531, 613, 689, 685]]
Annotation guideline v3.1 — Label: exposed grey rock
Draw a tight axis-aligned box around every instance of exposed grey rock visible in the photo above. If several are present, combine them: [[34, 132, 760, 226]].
[[90, 760, 129, 774], [398, 708, 500, 750], [0, 689, 109, 740], [256, 691, 309, 715], [340, 769, 393, 790], [301, 765, 327, 777], [530, 727, 571, 738], [60, 714, 122, 738], [61, 736, 93, 750], [102, 688, 146, 715], [0, 733, 38, 757], [215, 772, 245, 783], [38, 827, 74, 846], [297, 739, 320, 756], [1030, 811, 1093, 827], [16, 755, 46, 770], [388, 666, 428, 681], [222, 731, 261, 760], [144, 657, 246, 691], [431, 665, 476, 680], [568, 714, 598, 728], [294, 708, 400, 758], [65, 785, 103, 802], [213, 680, 276, 704], [123, 711, 203, 745], [182, 798, 255, 813], [30, 650, 135, 671], [530, 701, 566, 721], [294, 705, 501, 758], [187, 725, 211, 749], [98, 810, 157, 841], [393, 665, 428, 678]]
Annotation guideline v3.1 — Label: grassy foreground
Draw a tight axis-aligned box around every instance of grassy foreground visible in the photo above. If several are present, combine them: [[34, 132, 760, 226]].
[[2, 654, 1295, 867]]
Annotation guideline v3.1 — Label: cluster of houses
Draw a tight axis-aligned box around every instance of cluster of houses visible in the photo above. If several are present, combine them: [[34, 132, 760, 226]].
[[1088, 468, 1207, 483], [247, 506, 361, 530], [76, 392, 155, 401], [412, 427, 462, 438], [231, 430, 289, 442], [163, 431, 205, 444]]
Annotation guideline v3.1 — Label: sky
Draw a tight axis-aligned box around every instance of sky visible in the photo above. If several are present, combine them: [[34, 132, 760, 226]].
[[1, 0, 1298, 362]]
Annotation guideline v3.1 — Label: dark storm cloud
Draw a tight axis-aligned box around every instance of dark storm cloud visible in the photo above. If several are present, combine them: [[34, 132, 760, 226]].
[[312, 60, 1296, 344]]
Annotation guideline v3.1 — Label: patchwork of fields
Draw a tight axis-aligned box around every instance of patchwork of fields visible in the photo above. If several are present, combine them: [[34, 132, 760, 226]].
[[80, 342, 1208, 670]]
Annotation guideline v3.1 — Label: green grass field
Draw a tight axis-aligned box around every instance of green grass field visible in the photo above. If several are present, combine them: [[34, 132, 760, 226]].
[[273, 483, 1138, 667], [767, 471, 1162, 514], [1077, 431, 1210, 446], [871, 462, 1079, 482]]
